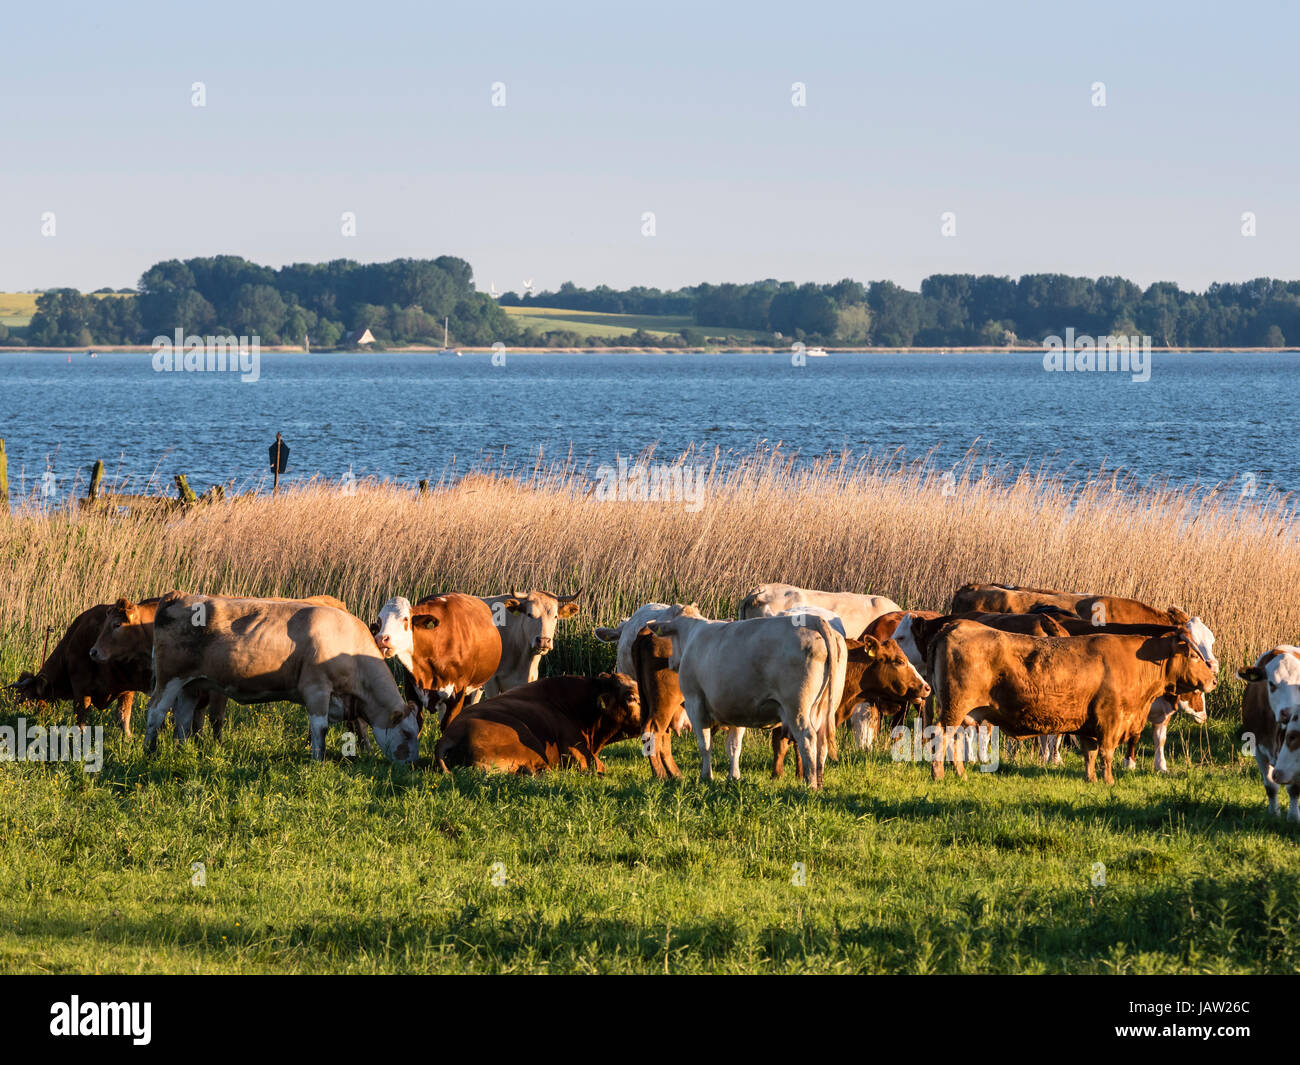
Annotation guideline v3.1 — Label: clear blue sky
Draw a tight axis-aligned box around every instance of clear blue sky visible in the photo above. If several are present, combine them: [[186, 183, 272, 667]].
[[2, 0, 1296, 294]]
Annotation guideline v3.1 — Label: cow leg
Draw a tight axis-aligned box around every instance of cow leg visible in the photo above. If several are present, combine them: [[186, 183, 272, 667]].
[[1098, 745, 1116, 785], [976, 722, 992, 766], [116, 692, 136, 738], [931, 723, 946, 780], [660, 731, 681, 778], [684, 697, 712, 782], [74, 694, 93, 727], [206, 693, 229, 742], [725, 727, 744, 781], [950, 725, 968, 779], [1151, 720, 1169, 773], [173, 689, 201, 743], [771, 727, 791, 778], [1078, 735, 1100, 782], [791, 722, 820, 788], [305, 688, 332, 760], [144, 678, 185, 753], [1256, 749, 1280, 815], [1289, 785, 1300, 824], [1123, 735, 1139, 771], [850, 704, 873, 749]]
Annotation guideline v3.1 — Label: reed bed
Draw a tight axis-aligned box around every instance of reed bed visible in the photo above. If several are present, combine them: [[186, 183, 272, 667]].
[[2, 447, 1295, 686]]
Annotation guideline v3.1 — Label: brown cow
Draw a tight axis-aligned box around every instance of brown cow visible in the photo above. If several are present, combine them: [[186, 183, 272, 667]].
[[372, 594, 502, 730], [771, 634, 930, 778], [631, 628, 687, 779], [930, 620, 1216, 783], [1070, 597, 1218, 673], [949, 583, 1087, 615], [900, 610, 1071, 671], [433, 673, 641, 774], [8, 604, 142, 734]]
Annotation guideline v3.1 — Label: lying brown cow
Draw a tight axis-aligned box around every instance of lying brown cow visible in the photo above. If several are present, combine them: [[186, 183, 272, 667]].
[[8, 604, 142, 734], [770, 634, 930, 778], [930, 620, 1216, 782], [631, 628, 688, 779], [434, 673, 641, 774], [949, 583, 1087, 615]]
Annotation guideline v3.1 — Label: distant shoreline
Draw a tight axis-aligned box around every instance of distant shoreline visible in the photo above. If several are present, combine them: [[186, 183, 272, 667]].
[[4, 345, 1299, 355]]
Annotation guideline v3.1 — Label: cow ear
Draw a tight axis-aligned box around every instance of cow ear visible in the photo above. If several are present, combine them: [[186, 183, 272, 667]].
[[597, 693, 611, 710], [558, 601, 580, 619], [419, 616, 439, 629], [114, 597, 131, 611], [369, 621, 379, 635], [503, 599, 523, 613], [845, 638, 864, 651], [862, 636, 878, 658], [389, 707, 409, 727], [1239, 666, 1265, 682]]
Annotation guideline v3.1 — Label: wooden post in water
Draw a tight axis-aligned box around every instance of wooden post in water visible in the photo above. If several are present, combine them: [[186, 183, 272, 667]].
[[0, 438, 8, 515], [174, 474, 197, 505], [418, 479, 429, 495], [87, 459, 104, 503]]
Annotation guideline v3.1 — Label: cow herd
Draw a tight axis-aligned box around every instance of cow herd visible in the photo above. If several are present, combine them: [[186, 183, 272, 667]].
[[5, 579, 1300, 821]]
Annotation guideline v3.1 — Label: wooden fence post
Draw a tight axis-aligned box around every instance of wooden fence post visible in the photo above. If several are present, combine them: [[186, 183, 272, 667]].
[[87, 459, 104, 503], [418, 479, 429, 495], [174, 474, 197, 505]]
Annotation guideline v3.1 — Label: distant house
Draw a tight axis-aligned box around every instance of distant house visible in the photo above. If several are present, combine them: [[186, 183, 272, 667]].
[[344, 328, 376, 347]]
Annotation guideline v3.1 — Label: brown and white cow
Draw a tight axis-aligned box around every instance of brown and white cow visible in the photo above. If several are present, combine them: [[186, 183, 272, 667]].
[[433, 673, 641, 774], [738, 583, 901, 640], [147, 594, 420, 762], [929, 620, 1216, 783], [648, 605, 845, 787], [595, 602, 674, 675], [477, 589, 581, 696], [1239, 647, 1300, 821], [8, 604, 143, 734], [372, 594, 501, 729], [949, 583, 1088, 615], [1122, 691, 1207, 773], [771, 634, 930, 778]]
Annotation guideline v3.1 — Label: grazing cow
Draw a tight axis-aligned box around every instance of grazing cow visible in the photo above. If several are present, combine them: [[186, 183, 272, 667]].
[[929, 620, 1216, 782], [8, 604, 143, 734], [648, 605, 845, 787], [631, 628, 687, 779], [1070, 597, 1218, 673], [372, 594, 501, 729], [434, 673, 641, 774], [738, 583, 901, 640], [478, 588, 582, 696], [594, 602, 673, 675], [1239, 648, 1300, 820], [949, 583, 1087, 615], [850, 609, 942, 743], [1123, 691, 1207, 773], [771, 635, 930, 778], [147, 594, 420, 762]]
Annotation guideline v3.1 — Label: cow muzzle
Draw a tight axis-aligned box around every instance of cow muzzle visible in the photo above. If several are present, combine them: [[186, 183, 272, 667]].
[[532, 637, 553, 654]]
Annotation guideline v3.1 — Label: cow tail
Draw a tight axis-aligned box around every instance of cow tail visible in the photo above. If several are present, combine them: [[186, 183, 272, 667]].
[[810, 617, 836, 734]]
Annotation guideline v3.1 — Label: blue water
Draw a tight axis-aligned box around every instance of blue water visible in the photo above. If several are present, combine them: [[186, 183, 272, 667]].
[[0, 349, 1296, 499]]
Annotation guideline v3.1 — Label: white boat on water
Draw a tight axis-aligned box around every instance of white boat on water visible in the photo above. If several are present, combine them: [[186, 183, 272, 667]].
[[437, 317, 460, 357], [805, 347, 829, 358]]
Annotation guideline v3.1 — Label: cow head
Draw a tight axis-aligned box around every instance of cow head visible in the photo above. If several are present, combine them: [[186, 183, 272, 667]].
[[1148, 689, 1208, 726], [372, 596, 417, 669], [848, 636, 930, 705], [1240, 648, 1300, 783], [89, 598, 146, 663], [7, 671, 50, 701], [590, 672, 643, 747], [1164, 627, 1218, 695], [1169, 608, 1218, 675], [370, 700, 422, 764], [499, 588, 582, 657]]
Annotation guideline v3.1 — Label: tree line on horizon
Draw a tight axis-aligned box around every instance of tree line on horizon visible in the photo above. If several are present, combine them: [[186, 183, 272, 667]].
[[7, 256, 1300, 348]]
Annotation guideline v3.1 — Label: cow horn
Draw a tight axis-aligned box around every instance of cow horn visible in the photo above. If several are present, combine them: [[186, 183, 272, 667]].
[[557, 587, 583, 603]]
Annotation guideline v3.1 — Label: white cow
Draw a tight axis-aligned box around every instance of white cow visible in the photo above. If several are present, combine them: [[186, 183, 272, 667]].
[[1241, 647, 1300, 820], [478, 589, 581, 697], [738, 582, 901, 639], [594, 602, 674, 675], [648, 605, 846, 787]]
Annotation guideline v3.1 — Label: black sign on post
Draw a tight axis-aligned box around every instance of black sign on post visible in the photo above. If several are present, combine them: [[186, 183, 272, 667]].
[[269, 433, 289, 494]]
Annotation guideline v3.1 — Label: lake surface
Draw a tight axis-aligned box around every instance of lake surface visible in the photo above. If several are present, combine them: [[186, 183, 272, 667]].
[[0, 349, 1296, 500]]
